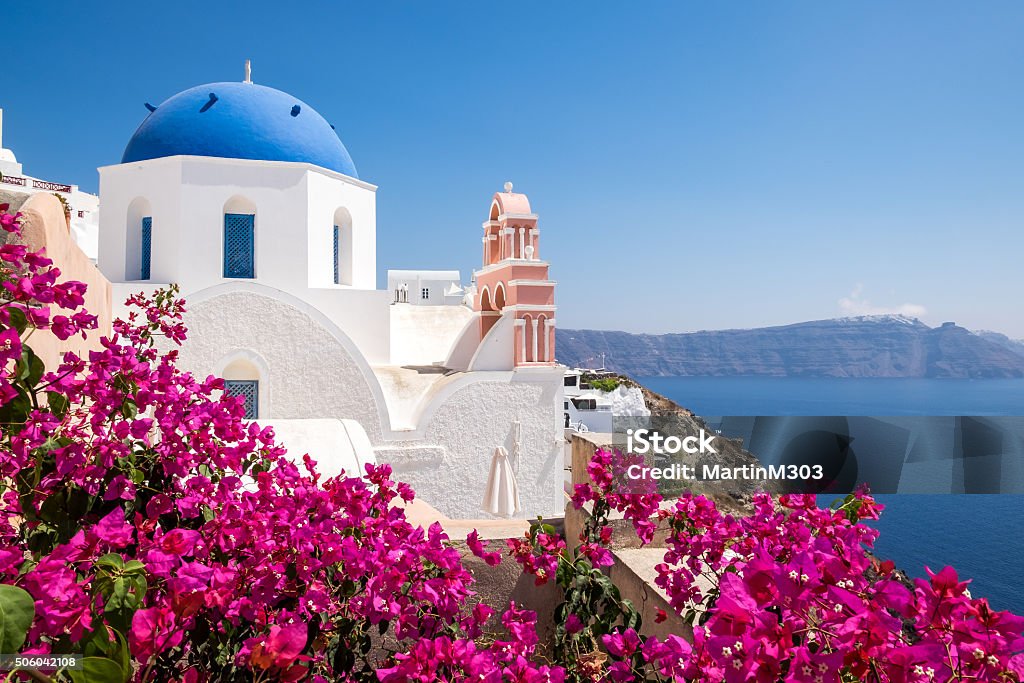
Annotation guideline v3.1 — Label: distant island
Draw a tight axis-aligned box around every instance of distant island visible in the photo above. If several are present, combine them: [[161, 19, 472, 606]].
[[556, 315, 1024, 378]]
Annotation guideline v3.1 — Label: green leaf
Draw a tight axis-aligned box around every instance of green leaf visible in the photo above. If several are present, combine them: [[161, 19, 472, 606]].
[[105, 578, 129, 614], [0, 584, 36, 654], [7, 307, 28, 334], [38, 493, 66, 524], [128, 575, 147, 608], [96, 553, 125, 571], [122, 560, 145, 575], [81, 625, 116, 657], [47, 391, 70, 416], [111, 630, 131, 683], [120, 399, 138, 419], [25, 348, 45, 388], [67, 487, 91, 519], [68, 657, 125, 683], [0, 385, 32, 424]]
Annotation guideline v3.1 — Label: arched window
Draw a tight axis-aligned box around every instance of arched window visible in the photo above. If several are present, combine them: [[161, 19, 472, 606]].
[[223, 196, 256, 279], [493, 282, 506, 311], [125, 197, 152, 281], [224, 380, 258, 419], [221, 356, 263, 419], [333, 207, 353, 285], [141, 217, 152, 280], [333, 225, 340, 284], [538, 315, 548, 362], [523, 313, 534, 363]]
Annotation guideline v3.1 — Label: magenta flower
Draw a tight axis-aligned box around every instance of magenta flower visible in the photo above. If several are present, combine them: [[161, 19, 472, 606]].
[[130, 607, 183, 663], [91, 508, 135, 548], [467, 529, 502, 566]]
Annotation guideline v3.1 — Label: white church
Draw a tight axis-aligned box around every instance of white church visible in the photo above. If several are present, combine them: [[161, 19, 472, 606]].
[[5, 69, 566, 520]]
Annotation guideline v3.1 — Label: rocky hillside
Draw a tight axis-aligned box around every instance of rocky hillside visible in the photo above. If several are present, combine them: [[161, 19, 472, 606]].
[[557, 316, 1024, 378], [582, 375, 783, 512], [975, 331, 1024, 359]]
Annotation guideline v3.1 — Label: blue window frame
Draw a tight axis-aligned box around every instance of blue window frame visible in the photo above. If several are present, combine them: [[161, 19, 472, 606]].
[[224, 379, 259, 419], [333, 225, 340, 284], [141, 216, 152, 280], [224, 213, 255, 278]]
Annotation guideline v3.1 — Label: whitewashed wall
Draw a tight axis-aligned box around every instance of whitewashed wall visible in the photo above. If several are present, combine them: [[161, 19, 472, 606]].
[[166, 289, 565, 519], [384, 369, 566, 519], [98, 156, 377, 292], [101, 153, 392, 364], [389, 304, 472, 366], [172, 289, 386, 431]]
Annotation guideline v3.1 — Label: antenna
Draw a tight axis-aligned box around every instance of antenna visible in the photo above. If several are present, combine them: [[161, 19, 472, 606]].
[[244, 59, 252, 84]]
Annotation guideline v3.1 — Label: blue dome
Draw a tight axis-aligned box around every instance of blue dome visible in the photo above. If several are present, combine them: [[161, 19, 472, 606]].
[[121, 82, 357, 177]]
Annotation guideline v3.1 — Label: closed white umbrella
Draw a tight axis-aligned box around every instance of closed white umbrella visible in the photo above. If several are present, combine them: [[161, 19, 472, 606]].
[[482, 446, 521, 517]]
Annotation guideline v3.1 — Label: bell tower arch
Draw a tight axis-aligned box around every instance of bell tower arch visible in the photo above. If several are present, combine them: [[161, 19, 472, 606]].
[[472, 182, 556, 366]]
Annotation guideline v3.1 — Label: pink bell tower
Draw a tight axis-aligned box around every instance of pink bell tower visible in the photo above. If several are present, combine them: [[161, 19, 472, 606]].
[[473, 182, 556, 366]]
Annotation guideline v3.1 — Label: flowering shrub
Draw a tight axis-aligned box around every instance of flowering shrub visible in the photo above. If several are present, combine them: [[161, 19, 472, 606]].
[[648, 487, 1024, 682], [2, 200, 1022, 682], [526, 444, 1024, 682], [0, 205, 558, 682]]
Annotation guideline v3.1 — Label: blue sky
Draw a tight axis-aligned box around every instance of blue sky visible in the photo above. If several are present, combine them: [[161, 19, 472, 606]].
[[4, 2, 1023, 336]]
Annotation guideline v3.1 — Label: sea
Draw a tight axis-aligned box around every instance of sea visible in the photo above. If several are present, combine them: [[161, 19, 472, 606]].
[[636, 376, 1024, 614]]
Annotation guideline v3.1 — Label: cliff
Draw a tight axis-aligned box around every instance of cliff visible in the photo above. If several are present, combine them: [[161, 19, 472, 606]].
[[557, 316, 1024, 378]]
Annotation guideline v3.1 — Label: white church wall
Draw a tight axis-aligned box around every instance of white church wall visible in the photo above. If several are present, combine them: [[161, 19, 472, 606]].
[[176, 158, 310, 293], [443, 312, 483, 371], [381, 368, 566, 519], [99, 156, 377, 296], [469, 309, 516, 371], [170, 289, 387, 438], [299, 287, 391, 365], [261, 418, 373, 480], [155, 287, 564, 519], [389, 304, 473, 366], [306, 171, 376, 290], [176, 291, 562, 514], [98, 158, 183, 283]]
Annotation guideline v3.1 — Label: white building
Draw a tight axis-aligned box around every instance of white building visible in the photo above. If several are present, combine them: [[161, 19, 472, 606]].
[[562, 368, 650, 434], [387, 270, 464, 305], [0, 108, 100, 260], [92, 75, 565, 519]]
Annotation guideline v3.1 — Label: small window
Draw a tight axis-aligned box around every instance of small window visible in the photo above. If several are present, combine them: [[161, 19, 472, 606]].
[[563, 401, 569, 410], [224, 213, 255, 278], [224, 379, 259, 419], [421, 287, 430, 300], [141, 217, 152, 280], [572, 398, 596, 411], [564, 376, 578, 387], [333, 225, 340, 284]]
